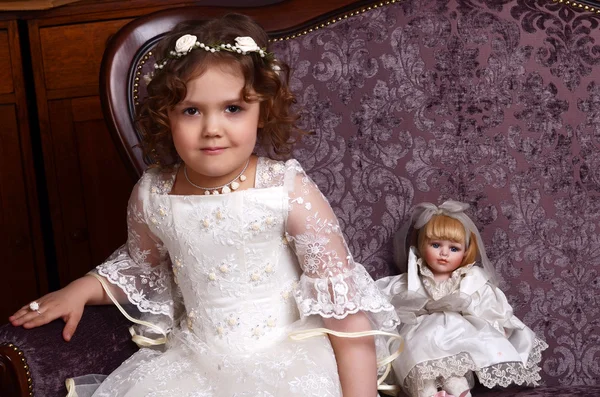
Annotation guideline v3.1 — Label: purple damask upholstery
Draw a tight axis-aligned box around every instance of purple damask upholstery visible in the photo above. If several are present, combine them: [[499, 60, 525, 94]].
[[270, 0, 600, 393], [1, 1, 598, 396], [0, 306, 135, 396]]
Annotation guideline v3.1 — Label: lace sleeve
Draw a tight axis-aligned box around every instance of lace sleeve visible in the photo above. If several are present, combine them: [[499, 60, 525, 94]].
[[284, 160, 398, 330], [90, 171, 178, 336]]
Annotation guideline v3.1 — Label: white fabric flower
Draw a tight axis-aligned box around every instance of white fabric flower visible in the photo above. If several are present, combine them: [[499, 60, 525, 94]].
[[175, 34, 197, 54], [235, 36, 260, 52]]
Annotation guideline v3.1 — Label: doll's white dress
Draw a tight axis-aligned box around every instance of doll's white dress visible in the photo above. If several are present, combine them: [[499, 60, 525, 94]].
[[376, 248, 548, 396], [68, 157, 398, 397]]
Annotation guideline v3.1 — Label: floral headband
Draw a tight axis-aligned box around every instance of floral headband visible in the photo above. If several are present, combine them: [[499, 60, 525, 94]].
[[144, 34, 278, 83]]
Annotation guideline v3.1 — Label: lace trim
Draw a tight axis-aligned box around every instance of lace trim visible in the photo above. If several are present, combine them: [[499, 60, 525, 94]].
[[96, 246, 173, 316], [403, 337, 549, 393], [404, 352, 478, 394], [255, 157, 287, 188], [146, 166, 178, 195], [418, 259, 475, 300], [477, 337, 548, 388], [294, 264, 399, 330]]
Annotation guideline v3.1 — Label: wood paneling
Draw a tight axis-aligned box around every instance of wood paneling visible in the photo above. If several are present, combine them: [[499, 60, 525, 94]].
[[39, 19, 131, 91], [44, 97, 132, 283], [71, 96, 131, 272], [0, 105, 40, 318], [0, 30, 13, 95], [0, 20, 46, 320]]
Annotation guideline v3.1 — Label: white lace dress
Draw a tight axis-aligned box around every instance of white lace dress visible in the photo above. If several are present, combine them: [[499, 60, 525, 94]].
[[69, 157, 398, 397], [376, 248, 548, 396]]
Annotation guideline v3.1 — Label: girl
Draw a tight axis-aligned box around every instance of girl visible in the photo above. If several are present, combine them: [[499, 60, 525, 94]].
[[9, 14, 399, 397], [377, 201, 547, 397]]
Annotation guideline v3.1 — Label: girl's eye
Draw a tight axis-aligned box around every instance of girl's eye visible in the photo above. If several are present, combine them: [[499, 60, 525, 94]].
[[225, 105, 242, 113], [431, 243, 440, 248], [183, 107, 199, 116], [450, 247, 460, 252]]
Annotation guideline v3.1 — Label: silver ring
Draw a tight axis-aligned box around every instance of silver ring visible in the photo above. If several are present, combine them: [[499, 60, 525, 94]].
[[29, 301, 42, 315]]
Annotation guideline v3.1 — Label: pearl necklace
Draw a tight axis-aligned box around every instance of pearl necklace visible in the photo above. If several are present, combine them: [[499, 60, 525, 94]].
[[183, 159, 250, 195]]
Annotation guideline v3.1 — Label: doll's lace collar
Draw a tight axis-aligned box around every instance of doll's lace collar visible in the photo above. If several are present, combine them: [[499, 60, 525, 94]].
[[416, 258, 475, 300]]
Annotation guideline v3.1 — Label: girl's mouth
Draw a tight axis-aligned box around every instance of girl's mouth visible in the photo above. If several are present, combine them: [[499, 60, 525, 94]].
[[201, 147, 225, 155]]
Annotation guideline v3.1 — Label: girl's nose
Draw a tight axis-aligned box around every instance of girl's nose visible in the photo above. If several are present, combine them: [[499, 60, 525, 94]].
[[202, 114, 221, 137], [440, 247, 449, 256]]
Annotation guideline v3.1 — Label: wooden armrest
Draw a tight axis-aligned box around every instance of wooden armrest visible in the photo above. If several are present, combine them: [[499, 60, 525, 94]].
[[0, 342, 32, 397]]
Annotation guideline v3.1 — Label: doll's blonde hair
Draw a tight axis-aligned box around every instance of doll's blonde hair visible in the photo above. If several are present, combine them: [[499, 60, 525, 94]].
[[417, 214, 478, 267]]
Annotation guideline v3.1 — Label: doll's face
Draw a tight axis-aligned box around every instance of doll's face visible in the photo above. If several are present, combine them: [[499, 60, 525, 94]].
[[423, 239, 466, 280]]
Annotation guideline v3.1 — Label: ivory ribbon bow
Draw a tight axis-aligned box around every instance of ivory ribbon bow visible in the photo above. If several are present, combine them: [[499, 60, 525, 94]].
[[394, 291, 472, 324]]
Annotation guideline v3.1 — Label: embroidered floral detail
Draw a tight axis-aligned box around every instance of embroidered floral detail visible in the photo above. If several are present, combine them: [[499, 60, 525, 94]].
[[249, 271, 262, 283], [218, 264, 230, 274], [265, 316, 277, 328], [207, 271, 218, 282], [187, 310, 197, 331], [225, 314, 240, 328], [206, 256, 237, 284], [281, 281, 298, 301], [201, 218, 212, 229], [215, 325, 226, 337], [147, 168, 177, 195], [214, 314, 241, 338], [289, 373, 337, 395], [251, 325, 264, 339], [172, 256, 184, 284], [264, 263, 275, 275], [253, 157, 286, 188]]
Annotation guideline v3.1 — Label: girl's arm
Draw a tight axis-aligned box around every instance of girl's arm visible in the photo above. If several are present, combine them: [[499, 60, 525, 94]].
[[9, 274, 112, 341], [324, 313, 378, 397], [284, 160, 396, 397], [10, 174, 167, 341]]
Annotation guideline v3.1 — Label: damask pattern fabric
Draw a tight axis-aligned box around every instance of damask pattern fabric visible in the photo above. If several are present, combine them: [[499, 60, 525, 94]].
[[270, 0, 600, 389]]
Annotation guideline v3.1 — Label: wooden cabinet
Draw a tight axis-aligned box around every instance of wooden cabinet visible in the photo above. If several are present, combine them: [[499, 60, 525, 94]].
[[0, 20, 47, 320], [29, 15, 137, 285]]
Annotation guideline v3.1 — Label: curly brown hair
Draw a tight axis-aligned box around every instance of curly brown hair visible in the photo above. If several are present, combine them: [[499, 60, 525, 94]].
[[137, 13, 302, 166]]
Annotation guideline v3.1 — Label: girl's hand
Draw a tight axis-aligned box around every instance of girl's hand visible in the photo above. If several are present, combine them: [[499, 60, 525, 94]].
[[8, 275, 102, 341]]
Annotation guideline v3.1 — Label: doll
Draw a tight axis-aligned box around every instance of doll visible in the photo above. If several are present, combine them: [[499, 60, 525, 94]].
[[377, 201, 548, 397]]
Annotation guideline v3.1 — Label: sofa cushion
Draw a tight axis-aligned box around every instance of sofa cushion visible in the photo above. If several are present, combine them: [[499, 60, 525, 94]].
[[271, 0, 600, 388]]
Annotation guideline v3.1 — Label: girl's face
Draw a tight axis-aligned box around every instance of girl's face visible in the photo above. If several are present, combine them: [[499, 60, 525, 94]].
[[168, 63, 260, 185], [423, 239, 466, 280]]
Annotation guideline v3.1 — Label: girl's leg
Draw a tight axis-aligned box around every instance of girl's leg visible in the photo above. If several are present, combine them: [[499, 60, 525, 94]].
[[442, 376, 471, 397]]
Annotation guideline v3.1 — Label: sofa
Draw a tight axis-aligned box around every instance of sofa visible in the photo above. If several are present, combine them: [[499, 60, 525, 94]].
[[2, 0, 600, 395]]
